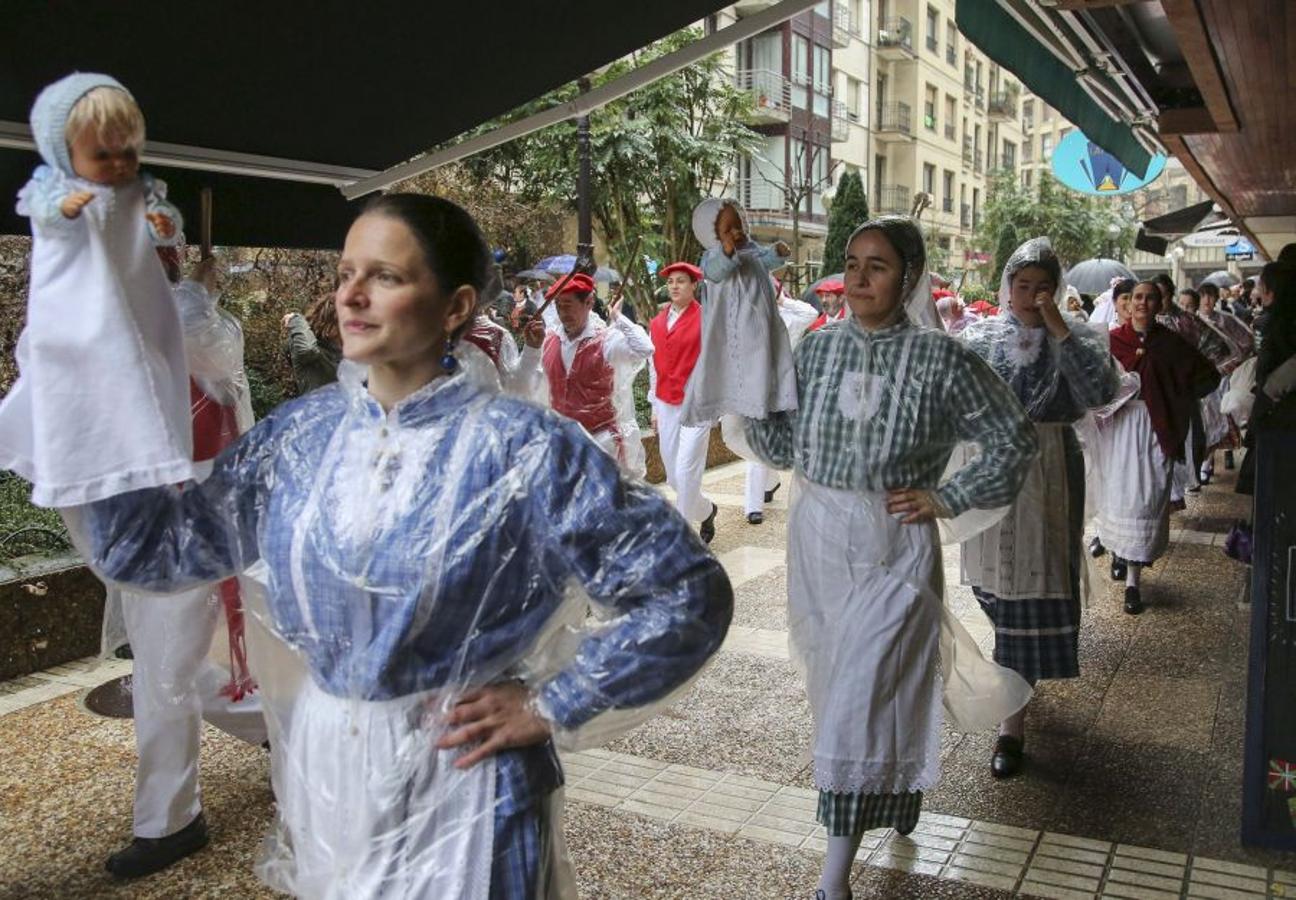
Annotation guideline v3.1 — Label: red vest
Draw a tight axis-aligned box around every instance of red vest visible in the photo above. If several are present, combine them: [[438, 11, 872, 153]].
[[808, 307, 846, 332], [649, 301, 702, 405], [190, 378, 241, 462], [542, 330, 618, 436]]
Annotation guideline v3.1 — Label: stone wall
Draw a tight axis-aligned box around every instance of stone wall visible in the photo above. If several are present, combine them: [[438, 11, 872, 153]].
[[0, 554, 105, 681]]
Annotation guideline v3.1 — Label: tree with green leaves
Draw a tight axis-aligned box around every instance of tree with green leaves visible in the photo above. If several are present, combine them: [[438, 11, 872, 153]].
[[972, 171, 1134, 281], [451, 28, 762, 315], [821, 169, 869, 276]]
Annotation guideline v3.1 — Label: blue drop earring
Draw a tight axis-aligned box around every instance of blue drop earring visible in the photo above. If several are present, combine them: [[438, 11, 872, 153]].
[[440, 334, 459, 373]]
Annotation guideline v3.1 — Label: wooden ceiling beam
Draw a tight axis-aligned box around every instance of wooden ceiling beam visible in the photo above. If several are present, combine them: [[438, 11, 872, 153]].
[[1160, 0, 1240, 132], [1157, 105, 1218, 135]]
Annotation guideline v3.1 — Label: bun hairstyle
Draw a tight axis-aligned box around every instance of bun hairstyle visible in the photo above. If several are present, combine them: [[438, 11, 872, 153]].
[[361, 194, 496, 325]]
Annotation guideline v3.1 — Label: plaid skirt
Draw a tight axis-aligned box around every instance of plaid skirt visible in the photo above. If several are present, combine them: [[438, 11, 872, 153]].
[[817, 790, 923, 837]]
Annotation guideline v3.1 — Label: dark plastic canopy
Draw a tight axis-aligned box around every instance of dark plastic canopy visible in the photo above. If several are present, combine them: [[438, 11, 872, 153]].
[[0, 1, 731, 248]]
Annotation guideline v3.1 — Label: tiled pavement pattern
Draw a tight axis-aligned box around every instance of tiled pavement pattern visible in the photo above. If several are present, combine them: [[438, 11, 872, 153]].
[[0, 458, 1290, 899]]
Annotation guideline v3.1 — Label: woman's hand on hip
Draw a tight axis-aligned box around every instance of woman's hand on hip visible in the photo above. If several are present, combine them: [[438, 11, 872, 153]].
[[885, 488, 947, 524], [436, 682, 553, 769]]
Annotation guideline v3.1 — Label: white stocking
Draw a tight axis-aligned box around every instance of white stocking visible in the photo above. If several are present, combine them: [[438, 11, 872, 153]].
[[817, 833, 863, 900]]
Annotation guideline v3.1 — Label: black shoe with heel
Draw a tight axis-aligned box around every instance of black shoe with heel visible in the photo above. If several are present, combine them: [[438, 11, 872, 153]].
[[700, 502, 718, 544], [991, 735, 1024, 779], [765, 482, 781, 504], [1110, 556, 1127, 583], [1124, 586, 1144, 615]]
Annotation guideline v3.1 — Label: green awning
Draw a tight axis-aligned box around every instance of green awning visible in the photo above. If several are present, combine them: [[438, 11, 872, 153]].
[[957, 0, 1152, 178]]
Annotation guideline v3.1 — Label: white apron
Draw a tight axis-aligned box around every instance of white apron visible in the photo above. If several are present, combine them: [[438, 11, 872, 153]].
[[960, 423, 1074, 601], [0, 177, 193, 506], [788, 480, 1031, 795], [1090, 399, 1171, 563]]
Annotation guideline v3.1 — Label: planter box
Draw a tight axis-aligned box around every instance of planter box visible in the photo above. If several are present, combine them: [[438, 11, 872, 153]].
[[641, 423, 740, 485], [0, 553, 104, 681]]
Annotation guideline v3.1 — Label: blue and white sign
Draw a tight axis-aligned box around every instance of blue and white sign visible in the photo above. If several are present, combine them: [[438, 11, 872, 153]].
[[1051, 131, 1166, 196], [1226, 238, 1255, 261]]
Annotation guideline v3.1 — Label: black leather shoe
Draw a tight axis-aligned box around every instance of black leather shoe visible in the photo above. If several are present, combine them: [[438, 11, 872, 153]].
[[700, 502, 718, 544], [106, 813, 208, 878], [1088, 537, 1106, 558], [747, 511, 764, 525], [1124, 586, 1144, 615], [764, 481, 781, 504], [1110, 556, 1127, 583], [991, 735, 1024, 779]]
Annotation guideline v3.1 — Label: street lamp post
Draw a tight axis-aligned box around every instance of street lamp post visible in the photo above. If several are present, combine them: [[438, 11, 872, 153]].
[[1106, 222, 1122, 261], [575, 76, 595, 276]]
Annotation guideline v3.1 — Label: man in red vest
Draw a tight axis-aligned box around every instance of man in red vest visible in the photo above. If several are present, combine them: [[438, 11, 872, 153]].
[[808, 278, 848, 331], [650, 262, 719, 543], [540, 273, 653, 476]]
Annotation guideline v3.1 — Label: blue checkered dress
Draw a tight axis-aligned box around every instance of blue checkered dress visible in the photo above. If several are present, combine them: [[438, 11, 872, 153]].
[[79, 367, 732, 897]]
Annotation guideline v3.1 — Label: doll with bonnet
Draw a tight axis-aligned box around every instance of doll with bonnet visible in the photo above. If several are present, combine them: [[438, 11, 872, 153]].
[[678, 197, 798, 425], [0, 73, 194, 506]]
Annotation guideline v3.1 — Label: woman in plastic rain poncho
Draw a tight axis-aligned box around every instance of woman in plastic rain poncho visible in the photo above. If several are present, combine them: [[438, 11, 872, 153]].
[[62, 194, 734, 900], [740, 216, 1038, 900], [957, 238, 1119, 780]]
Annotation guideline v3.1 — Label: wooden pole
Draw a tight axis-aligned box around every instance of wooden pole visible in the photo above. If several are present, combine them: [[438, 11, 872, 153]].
[[200, 187, 213, 260]]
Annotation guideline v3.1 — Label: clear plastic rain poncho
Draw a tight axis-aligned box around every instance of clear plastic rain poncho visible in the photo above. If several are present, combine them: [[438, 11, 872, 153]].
[[730, 217, 1037, 798], [56, 277, 733, 898]]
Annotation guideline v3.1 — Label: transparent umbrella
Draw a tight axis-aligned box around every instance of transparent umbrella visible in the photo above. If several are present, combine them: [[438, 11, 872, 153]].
[[1063, 258, 1136, 294], [1200, 270, 1240, 288]]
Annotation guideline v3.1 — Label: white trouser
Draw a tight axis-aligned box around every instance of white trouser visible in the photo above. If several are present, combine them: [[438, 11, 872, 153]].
[[122, 586, 268, 838], [744, 462, 781, 515], [655, 400, 713, 522]]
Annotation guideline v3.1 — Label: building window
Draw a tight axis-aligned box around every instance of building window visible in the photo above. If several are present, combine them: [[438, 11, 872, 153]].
[[1023, 169, 1033, 187], [926, 6, 939, 52], [1022, 99, 1034, 130], [923, 163, 936, 195], [813, 44, 831, 118], [847, 76, 862, 122], [924, 84, 938, 130], [942, 170, 955, 212], [1023, 138, 1034, 162], [815, 0, 830, 16], [1001, 140, 1016, 170], [945, 22, 957, 65], [1042, 104, 1053, 122], [1042, 134, 1055, 158], [792, 35, 809, 110]]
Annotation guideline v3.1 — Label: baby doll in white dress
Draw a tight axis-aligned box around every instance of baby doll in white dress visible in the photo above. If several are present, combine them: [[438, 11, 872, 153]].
[[0, 73, 193, 506], [680, 198, 798, 426]]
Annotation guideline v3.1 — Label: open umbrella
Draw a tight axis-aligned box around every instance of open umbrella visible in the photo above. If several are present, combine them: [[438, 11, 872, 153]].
[[1063, 258, 1135, 294], [514, 268, 555, 283], [1200, 270, 1240, 288], [592, 266, 622, 284]]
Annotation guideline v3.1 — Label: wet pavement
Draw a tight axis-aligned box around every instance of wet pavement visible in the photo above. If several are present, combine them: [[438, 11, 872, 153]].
[[0, 457, 1287, 899]]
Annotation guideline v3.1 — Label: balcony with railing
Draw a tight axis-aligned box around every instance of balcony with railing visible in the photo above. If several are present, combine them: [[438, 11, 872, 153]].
[[875, 185, 912, 216], [875, 102, 914, 140], [877, 17, 914, 57], [831, 98, 849, 142], [962, 136, 973, 167], [926, 34, 938, 53], [736, 177, 829, 235], [964, 67, 975, 94], [832, 2, 855, 48], [946, 45, 956, 65], [988, 90, 1018, 120], [736, 69, 792, 124], [1001, 152, 1016, 171], [974, 149, 984, 173], [961, 203, 972, 228], [944, 122, 957, 141], [942, 196, 954, 213]]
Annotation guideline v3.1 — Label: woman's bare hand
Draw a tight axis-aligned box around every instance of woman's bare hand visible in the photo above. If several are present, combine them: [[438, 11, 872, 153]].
[[436, 682, 552, 770]]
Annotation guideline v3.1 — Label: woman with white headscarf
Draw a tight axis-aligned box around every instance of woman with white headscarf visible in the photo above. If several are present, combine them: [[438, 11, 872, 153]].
[[742, 217, 1037, 900], [958, 238, 1119, 780]]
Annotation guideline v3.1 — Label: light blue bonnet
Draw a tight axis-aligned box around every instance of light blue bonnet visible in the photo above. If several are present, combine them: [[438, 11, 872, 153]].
[[30, 72, 132, 176]]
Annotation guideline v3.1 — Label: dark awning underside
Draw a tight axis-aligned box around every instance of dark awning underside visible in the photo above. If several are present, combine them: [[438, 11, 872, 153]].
[[1, 1, 732, 248]]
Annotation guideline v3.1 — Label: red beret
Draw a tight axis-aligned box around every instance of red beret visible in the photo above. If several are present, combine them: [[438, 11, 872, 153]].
[[815, 279, 845, 295], [545, 273, 596, 299], [660, 262, 703, 282]]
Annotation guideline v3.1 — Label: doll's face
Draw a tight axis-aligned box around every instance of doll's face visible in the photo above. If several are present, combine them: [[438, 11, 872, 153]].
[[68, 126, 139, 186], [715, 205, 746, 248]]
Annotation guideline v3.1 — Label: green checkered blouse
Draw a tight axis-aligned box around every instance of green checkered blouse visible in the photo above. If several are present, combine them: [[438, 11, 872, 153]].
[[744, 316, 1038, 517]]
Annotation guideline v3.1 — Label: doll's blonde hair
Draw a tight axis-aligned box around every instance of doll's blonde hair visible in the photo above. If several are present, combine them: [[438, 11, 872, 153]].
[[64, 86, 145, 151]]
